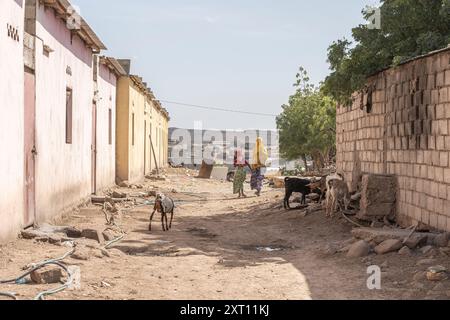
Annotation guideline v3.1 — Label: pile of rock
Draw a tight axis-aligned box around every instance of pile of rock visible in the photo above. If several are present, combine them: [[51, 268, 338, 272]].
[[340, 227, 450, 258]]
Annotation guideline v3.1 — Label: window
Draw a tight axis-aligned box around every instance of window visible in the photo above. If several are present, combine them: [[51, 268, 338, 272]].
[[108, 109, 112, 145], [131, 113, 135, 146], [66, 88, 73, 144]]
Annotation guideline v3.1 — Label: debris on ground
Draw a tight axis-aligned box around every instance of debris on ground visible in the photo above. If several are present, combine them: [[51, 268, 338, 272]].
[[426, 266, 448, 282], [31, 266, 64, 284]]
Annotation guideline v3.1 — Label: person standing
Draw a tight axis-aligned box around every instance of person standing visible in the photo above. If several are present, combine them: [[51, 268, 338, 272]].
[[233, 149, 249, 198], [250, 137, 268, 197]]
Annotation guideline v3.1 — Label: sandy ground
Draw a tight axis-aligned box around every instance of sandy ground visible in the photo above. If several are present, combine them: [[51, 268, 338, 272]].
[[1, 172, 450, 300]]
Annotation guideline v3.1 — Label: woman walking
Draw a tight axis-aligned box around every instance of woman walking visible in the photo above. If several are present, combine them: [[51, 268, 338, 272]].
[[233, 149, 249, 198], [250, 137, 268, 197]]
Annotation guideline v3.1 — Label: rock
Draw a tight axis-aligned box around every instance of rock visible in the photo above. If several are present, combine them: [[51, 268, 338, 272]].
[[398, 246, 412, 256], [434, 233, 450, 248], [426, 266, 448, 282], [404, 234, 428, 249], [112, 191, 127, 199], [381, 261, 389, 269], [347, 240, 371, 258], [352, 227, 427, 245], [65, 227, 82, 238], [102, 230, 119, 242], [81, 229, 105, 244], [47, 234, 64, 245], [358, 174, 396, 220], [20, 230, 48, 240], [119, 181, 130, 188], [370, 221, 384, 228], [439, 248, 450, 257], [374, 239, 403, 255], [412, 281, 426, 290], [417, 259, 437, 266], [92, 250, 104, 259], [421, 246, 434, 255], [31, 266, 64, 284], [71, 247, 91, 261]]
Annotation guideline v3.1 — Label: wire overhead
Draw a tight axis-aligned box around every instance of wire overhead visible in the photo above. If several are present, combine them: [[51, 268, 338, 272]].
[[159, 100, 278, 117]]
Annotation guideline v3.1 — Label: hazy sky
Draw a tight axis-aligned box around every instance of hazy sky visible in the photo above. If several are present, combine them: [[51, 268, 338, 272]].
[[75, 0, 378, 130]]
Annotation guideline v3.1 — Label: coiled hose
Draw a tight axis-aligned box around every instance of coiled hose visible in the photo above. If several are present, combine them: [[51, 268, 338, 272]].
[[0, 248, 75, 300]]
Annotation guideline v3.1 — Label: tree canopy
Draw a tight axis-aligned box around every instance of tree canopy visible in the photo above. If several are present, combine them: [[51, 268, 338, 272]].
[[322, 0, 450, 105], [277, 68, 336, 169]]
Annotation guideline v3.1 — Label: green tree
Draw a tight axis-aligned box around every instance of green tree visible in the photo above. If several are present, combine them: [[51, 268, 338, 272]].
[[323, 0, 450, 105], [277, 68, 336, 170]]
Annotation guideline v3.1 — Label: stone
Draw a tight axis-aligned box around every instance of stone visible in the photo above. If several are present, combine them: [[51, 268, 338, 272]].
[[20, 230, 48, 240], [71, 246, 91, 261], [426, 266, 448, 282], [65, 227, 82, 238], [81, 229, 105, 244], [102, 230, 119, 242], [434, 233, 450, 248], [351, 227, 428, 245], [358, 174, 396, 220], [31, 266, 64, 284], [417, 258, 437, 266], [421, 245, 434, 255], [374, 239, 403, 255], [399, 246, 412, 256], [119, 181, 130, 188], [347, 240, 371, 258], [381, 261, 389, 269], [404, 234, 428, 249], [112, 191, 127, 199], [370, 221, 384, 228]]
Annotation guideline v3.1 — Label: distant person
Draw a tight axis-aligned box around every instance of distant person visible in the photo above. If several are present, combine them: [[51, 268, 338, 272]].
[[233, 149, 249, 198], [250, 137, 268, 197]]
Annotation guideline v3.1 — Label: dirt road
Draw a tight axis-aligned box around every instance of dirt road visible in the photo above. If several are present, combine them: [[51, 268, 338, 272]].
[[1, 172, 449, 300]]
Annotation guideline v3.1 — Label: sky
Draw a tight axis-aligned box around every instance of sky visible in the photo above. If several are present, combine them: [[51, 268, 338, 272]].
[[74, 0, 379, 130]]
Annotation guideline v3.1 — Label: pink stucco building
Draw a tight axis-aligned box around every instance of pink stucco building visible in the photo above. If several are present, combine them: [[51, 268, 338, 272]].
[[0, 0, 124, 242]]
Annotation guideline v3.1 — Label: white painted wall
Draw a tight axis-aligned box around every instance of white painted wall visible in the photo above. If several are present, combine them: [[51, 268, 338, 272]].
[[0, 0, 25, 242], [96, 63, 117, 191], [34, 5, 94, 222]]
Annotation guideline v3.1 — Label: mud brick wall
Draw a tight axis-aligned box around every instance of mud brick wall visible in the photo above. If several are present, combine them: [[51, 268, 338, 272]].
[[336, 47, 450, 231]]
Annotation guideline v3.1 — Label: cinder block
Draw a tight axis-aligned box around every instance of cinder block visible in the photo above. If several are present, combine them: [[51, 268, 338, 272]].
[[440, 152, 449, 167], [439, 184, 447, 199]]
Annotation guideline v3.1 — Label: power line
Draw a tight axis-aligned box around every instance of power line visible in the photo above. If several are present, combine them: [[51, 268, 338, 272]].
[[159, 100, 278, 118]]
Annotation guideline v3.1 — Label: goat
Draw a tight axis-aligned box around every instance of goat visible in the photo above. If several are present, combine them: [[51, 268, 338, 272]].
[[149, 193, 175, 232], [326, 179, 350, 218], [284, 177, 322, 209], [306, 176, 328, 203]]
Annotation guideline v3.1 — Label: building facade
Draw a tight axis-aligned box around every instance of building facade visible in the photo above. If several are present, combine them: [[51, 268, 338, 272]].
[[23, 0, 107, 225], [336, 46, 450, 231], [94, 57, 126, 192], [0, 0, 26, 242], [116, 60, 169, 184]]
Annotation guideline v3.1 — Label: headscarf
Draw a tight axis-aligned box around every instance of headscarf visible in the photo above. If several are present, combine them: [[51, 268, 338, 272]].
[[234, 148, 246, 167], [251, 137, 268, 169]]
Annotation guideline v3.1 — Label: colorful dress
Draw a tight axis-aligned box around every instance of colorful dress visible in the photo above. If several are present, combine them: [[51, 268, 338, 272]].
[[250, 167, 264, 193], [233, 166, 247, 195]]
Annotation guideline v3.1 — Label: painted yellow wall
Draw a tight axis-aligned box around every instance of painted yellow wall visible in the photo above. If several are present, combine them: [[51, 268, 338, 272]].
[[116, 76, 169, 183], [115, 77, 130, 183]]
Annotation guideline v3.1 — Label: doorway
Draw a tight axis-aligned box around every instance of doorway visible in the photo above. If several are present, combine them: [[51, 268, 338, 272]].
[[24, 69, 36, 227]]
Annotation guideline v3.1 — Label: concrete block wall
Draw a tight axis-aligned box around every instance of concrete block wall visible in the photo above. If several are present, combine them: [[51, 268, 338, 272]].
[[336, 47, 450, 231]]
